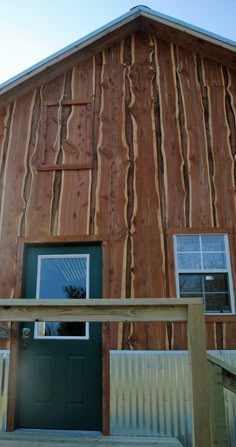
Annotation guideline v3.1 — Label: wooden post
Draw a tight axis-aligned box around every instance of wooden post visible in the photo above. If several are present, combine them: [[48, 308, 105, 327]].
[[208, 362, 228, 446], [187, 304, 212, 447]]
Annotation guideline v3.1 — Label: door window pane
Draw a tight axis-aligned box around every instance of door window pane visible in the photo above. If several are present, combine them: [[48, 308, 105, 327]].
[[35, 255, 89, 339]]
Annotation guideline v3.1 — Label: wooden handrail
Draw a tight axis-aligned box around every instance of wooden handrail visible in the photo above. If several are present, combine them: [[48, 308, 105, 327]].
[[0, 298, 211, 447], [208, 353, 236, 394], [207, 354, 236, 446], [0, 298, 200, 322]]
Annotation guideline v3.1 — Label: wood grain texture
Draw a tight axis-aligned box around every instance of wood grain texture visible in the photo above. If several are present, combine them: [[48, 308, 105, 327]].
[[208, 362, 228, 446], [175, 49, 213, 227], [2, 297, 206, 446], [128, 32, 166, 298], [187, 304, 212, 447], [154, 40, 185, 229], [57, 62, 94, 235], [121, 32, 167, 349], [0, 92, 36, 300], [0, 298, 190, 322], [2, 27, 236, 435], [102, 45, 129, 298], [0, 433, 184, 446], [25, 76, 65, 236], [0, 30, 236, 355], [0, 103, 13, 346], [203, 60, 236, 228]]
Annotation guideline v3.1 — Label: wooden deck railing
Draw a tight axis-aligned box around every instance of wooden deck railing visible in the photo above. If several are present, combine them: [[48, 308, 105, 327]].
[[207, 353, 236, 446], [0, 298, 211, 447]]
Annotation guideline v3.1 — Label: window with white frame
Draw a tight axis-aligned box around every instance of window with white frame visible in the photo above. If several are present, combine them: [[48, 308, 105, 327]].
[[174, 234, 234, 313]]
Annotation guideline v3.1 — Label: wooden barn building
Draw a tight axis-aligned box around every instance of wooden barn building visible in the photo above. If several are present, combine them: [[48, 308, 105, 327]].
[[0, 5, 236, 446]]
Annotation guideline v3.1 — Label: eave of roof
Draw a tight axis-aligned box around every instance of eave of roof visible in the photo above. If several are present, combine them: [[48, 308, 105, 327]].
[[0, 5, 235, 100]]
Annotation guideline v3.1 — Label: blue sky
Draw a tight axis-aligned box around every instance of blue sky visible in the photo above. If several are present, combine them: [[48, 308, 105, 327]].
[[0, 0, 236, 85]]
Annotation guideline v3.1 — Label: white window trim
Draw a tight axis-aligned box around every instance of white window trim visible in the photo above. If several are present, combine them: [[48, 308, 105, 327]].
[[174, 234, 235, 315], [34, 254, 90, 340]]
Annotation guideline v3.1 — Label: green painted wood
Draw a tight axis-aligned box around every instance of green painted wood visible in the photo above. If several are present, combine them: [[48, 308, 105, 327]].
[[15, 244, 102, 431]]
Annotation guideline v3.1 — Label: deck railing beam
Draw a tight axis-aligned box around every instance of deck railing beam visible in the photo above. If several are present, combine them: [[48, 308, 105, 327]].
[[0, 298, 212, 447]]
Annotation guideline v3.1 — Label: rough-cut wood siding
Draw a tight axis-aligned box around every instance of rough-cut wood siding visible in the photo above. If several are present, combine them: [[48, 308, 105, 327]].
[[0, 30, 236, 350]]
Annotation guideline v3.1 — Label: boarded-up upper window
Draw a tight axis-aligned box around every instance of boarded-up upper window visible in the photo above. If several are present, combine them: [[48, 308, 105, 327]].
[[38, 100, 93, 170]]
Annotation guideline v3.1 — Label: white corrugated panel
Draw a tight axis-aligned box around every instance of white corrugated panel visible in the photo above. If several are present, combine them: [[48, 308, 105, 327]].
[[110, 350, 236, 447]]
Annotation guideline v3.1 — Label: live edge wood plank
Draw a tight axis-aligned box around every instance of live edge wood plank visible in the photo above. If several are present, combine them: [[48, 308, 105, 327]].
[[44, 99, 93, 106], [37, 163, 93, 171]]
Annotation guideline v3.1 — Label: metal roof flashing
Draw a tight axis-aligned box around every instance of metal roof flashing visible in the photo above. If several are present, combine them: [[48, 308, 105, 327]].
[[0, 5, 235, 95]]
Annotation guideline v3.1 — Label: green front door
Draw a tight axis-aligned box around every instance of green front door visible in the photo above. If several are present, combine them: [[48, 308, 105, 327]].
[[15, 244, 102, 430]]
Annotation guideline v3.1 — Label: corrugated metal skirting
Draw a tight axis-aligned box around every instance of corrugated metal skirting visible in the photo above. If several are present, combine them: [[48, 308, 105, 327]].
[[110, 350, 236, 447], [0, 351, 9, 431]]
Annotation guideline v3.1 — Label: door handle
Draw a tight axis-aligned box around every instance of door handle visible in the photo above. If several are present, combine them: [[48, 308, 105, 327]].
[[22, 327, 31, 339]]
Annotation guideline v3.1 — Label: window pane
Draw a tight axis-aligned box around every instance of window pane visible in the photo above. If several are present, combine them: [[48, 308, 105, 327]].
[[175, 234, 233, 313], [177, 253, 201, 269], [204, 274, 229, 293], [203, 252, 226, 269], [205, 293, 231, 312], [44, 321, 86, 337], [201, 235, 225, 252], [39, 257, 87, 297], [36, 256, 88, 338], [176, 235, 200, 252], [179, 274, 203, 293]]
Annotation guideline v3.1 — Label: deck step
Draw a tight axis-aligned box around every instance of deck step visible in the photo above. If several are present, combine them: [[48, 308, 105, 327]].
[[0, 433, 183, 446]]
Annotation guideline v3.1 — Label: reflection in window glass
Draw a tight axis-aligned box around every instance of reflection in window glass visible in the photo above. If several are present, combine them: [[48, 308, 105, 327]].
[[201, 235, 225, 252], [176, 235, 200, 252], [35, 255, 89, 339], [177, 253, 201, 270], [179, 274, 202, 294], [204, 274, 228, 292], [202, 252, 226, 269], [179, 273, 230, 312], [205, 294, 230, 312]]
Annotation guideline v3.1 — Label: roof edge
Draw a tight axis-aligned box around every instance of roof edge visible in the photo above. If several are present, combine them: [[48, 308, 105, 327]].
[[140, 5, 236, 47], [0, 5, 236, 94], [0, 7, 141, 91]]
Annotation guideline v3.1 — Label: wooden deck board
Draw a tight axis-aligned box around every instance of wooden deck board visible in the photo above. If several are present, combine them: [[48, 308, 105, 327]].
[[0, 433, 183, 446]]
